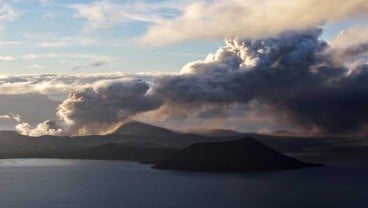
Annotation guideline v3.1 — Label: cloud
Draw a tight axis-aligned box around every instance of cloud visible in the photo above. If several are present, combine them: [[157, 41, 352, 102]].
[[0, 113, 22, 122], [330, 26, 368, 48], [0, 94, 59, 130], [0, 3, 17, 24], [0, 113, 23, 131], [140, 0, 368, 46], [21, 53, 111, 60], [0, 72, 158, 97], [89, 60, 108, 67], [328, 26, 368, 67], [29, 64, 43, 69], [0, 41, 21, 46], [12, 27, 368, 137], [0, 56, 15, 61], [148, 28, 368, 135], [23, 33, 100, 47], [69, 0, 185, 31], [72, 57, 112, 70], [17, 79, 162, 136], [39, 42, 69, 48]]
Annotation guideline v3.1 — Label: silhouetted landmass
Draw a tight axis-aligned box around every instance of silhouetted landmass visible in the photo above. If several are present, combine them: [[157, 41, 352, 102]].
[[0, 131, 181, 164], [1, 121, 368, 171], [113, 121, 175, 136], [183, 129, 240, 137], [273, 130, 296, 136], [154, 138, 322, 172]]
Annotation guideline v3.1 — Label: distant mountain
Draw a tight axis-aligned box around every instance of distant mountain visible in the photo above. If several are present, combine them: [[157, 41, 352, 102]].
[[0, 122, 367, 169], [184, 129, 240, 137], [273, 130, 296, 136], [153, 137, 321, 172], [113, 121, 175, 136]]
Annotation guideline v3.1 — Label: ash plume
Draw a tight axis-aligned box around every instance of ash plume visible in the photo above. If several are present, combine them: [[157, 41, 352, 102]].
[[17, 79, 161, 136], [16, 28, 368, 136], [152, 29, 368, 135]]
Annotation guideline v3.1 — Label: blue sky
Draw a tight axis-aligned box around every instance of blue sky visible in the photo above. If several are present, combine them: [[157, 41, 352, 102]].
[[0, 0, 366, 75]]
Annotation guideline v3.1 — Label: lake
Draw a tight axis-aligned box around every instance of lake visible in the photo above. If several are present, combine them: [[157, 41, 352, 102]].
[[0, 159, 367, 208]]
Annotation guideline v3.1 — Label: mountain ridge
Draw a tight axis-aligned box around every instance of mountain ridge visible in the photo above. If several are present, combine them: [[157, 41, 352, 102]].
[[113, 121, 175, 136]]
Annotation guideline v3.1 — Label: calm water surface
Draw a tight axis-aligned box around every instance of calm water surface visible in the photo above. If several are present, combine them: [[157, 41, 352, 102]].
[[0, 159, 367, 208]]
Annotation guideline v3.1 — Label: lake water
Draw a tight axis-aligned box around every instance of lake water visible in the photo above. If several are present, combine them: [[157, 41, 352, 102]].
[[0, 159, 367, 208]]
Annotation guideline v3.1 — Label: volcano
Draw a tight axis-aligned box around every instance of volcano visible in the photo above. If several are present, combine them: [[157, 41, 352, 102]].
[[154, 137, 321, 172]]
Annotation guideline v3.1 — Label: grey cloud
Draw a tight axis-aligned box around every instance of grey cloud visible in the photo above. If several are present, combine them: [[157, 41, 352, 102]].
[[18, 79, 162, 136], [154, 29, 328, 104], [89, 60, 108, 67], [0, 94, 59, 130], [151, 29, 368, 135], [15, 28, 368, 136], [72, 59, 111, 70], [0, 73, 157, 97]]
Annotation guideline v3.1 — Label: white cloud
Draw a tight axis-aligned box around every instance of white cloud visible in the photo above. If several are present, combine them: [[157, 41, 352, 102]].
[[0, 73, 158, 96], [23, 33, 101, 48], [21, 53, 111, 61], [0, 41, 20, 46], [0, 2, 17, 26], [0, 114, 10, 119], [0, 113, 22, 122], [328, 25, 368, 66], [330, 26, 368, 48], [140, 0, 368, 46], [29, 64, 43, 69], [39, 42, 69, 48], [0, 56, 15, 61], [69, 0, 185, 31]]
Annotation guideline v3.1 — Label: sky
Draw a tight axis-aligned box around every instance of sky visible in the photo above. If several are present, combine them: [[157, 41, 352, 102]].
[[0, 0, 365, 75], [0, 0, 224, 75], [1, 0, 368, 136]]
